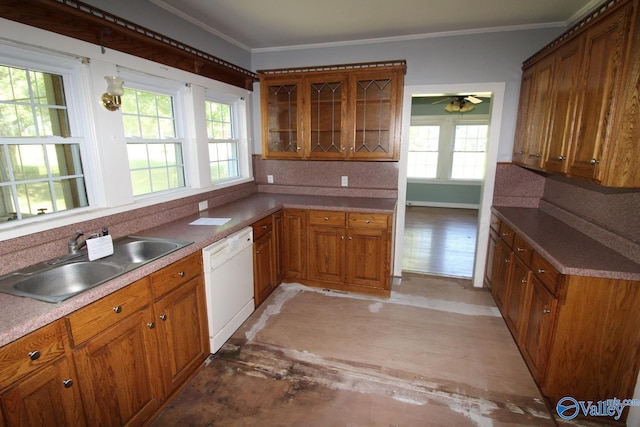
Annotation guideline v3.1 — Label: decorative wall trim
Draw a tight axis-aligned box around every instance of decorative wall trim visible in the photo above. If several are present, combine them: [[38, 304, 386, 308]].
[[0, 0, 258, 90]]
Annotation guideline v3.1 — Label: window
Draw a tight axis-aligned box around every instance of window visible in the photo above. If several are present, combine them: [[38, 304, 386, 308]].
[[205, 100, 238, 182], [452, 124, 488, 180], [122, 87, 185, 196], [0, 63, 88, 221], [408, 125, 439, 178], [408, 117, 488, 181]]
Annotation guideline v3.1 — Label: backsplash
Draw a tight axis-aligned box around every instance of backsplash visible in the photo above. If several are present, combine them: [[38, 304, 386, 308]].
[[0, 182, 258, 276], [493, 163, 640, 264], [253, 155, 399, 199]]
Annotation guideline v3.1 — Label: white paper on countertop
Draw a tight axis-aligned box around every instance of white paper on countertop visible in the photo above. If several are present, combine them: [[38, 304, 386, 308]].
[[189, 218, 232, 226], [86, 235, 114, 261]]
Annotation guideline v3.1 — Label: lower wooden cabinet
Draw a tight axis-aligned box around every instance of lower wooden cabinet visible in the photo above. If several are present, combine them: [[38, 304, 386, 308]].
[[285, 208, 393, 296], [0, 320, 85, 427], [486, 214, 640, 423], [253, 214, 278, 307]]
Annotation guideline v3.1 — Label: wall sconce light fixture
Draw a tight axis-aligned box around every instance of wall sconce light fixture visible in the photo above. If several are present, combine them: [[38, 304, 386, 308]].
[[101, 76, 125, 111]]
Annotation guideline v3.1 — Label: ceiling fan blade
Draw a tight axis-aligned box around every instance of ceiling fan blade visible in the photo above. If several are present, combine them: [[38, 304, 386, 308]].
[[431, 98, 452, 105], [465, 95, 483, 104]]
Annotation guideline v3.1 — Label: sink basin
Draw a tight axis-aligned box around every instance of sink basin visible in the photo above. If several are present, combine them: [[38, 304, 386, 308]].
[[110, 239, 182, 264], [0, 236, 192, 303], [13, 262, 124, 301]]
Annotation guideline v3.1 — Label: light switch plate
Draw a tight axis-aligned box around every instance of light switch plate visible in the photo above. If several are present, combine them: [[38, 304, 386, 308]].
[[341, 176, 348, 187], [267, 175, 274, 184]]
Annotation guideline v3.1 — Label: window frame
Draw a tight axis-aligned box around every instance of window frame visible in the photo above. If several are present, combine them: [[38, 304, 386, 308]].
[[407, 114, 489, 183], [204, 95, 241, 184]]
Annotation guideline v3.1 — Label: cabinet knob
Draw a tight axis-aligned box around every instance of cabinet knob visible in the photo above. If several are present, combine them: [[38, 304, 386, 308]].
[[516, 247, 525, 252], [178, 271, 185, 278], [501, 232, 509, 237], [557, 156, 566, 161], [520, 278, 527, 285], [537, 269, 545, 274], [542, 309, 551, 314], [324, 217, 329, 221], [297, 147, 302, 151], [590, 158, 600, 165], [147, 322, 155, 329], [160, 314, 167, 321], [62, 379, 73, 388], [341, 236, 345, 240], [348, 236, 353, 240], [255, 249, 261, 254], [28, 350, 40, 361], [365, 220, 370, 224], [504, 258, 511, 264], [113, 306, 122, 313], [535, 153, 542, 157], [262, 224, 267, 229]]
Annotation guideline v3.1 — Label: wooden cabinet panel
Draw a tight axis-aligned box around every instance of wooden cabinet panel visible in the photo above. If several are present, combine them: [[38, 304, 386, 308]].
[[273, 210, 285, 283], [504, 252, 530, 340], [67, 278, 151, 346], [0, 357, 85, 427], [0, 320, 66, 388], [154, 276, 209, 397], [308, 210, 346, 226], [346, 227, 388, 289], [260, 77, 304, 158], [490, 237, 511, 310], [73, 307, 163, 427], [308, 225, 346, 283], [523, 55, 555, 169], [306, 74, 349, 159], [283, 209, 307, 279], [512, 67, 534, 164], [347, 212, 389, 229], [512, 234, 533, 265], [484, 228, 498, 289], [253, 225, 276, 307], [150, 252, 202, 299]]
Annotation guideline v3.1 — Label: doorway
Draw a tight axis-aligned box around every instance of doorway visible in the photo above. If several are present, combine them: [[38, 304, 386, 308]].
[[393, 83, 506, 287]]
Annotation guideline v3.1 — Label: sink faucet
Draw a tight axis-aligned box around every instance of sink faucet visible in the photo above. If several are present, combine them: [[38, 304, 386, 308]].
[[67, 230, 86, 254]]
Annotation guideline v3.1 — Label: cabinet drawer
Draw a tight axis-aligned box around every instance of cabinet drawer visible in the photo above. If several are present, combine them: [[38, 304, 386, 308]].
[[308, 210, 346, 226], [499, 222, 515, 247], [150, 252, 202, 299], [252, 215, 273, 241], [531, 252, 561, 295], [348, 212, 389, 229], [67, 278, 151, 346], [0, 319, 66, 388], [513, 234, 533, 265]]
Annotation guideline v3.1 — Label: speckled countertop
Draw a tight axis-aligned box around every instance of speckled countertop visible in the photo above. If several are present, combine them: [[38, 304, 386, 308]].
[[493, 206, 640, 281], [0, 193, 396, 347]]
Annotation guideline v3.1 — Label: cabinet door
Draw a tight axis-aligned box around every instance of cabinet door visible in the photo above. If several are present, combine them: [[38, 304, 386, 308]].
[[283, 209, 307, 279], [348, 69, 403, 160], [155, 276, 209, 397], [73, 307, 162, 427], [273, 210, 285, 283], [491, 239, 511, 310], [306, 74, 348, 159], [567, 5, 631, 181], [523, 56, 554, 169], [545, 37, 583, 173], [261, 77, 304, 158], [308, 225, 346, 283], [346, 227, 389, 290], [253, 230, 276, 307], [484, 228, 499, 289], [0, 357, 85, 427], [521, 275, 557, 383], [504, 254, 530, 341], [512, 67, 534, 164]]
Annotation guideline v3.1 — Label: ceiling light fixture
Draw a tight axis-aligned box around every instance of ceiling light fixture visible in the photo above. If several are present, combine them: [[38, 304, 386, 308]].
[[444, 97, 475, 113]]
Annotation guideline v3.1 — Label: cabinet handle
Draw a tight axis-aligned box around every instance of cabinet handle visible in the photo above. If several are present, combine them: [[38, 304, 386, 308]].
[[28, 350, 40, 361], [516, 247, 525, 252], [515, 150, 524, 155], [535, 153, 542, 157], [341, 147, 346, 151], [504, 258, 511, 264], [557, 156, 566, 161], [160, 314, 167, 321], [501, 232, 509, 237], [520, 278, 527, 284], [324, 216, 329, 221], [341, 236, 344, 240], [262, 224, 267, 229], [542, 309, 551, 314], [147, 322, 155, 329], [590, 158, 600, 165], [365, 220, 370, 224], [62, 379, 73, 388], [537, 269, 545, 274], [255, 249, 261, 254], [348, 236, 352, 240], [113, 306, 122, 313], [178, 271, 185, 278], [297, 147, 302, 151]]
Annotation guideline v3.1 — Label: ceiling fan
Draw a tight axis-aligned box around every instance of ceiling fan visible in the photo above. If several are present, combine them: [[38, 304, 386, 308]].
[[433, 95, 484, 113]]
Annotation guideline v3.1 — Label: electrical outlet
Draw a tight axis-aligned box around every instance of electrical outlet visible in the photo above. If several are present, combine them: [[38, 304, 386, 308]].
[[341, 176, 348, 187], [198, 200, 208, 211], [267, 175, 274, 184]]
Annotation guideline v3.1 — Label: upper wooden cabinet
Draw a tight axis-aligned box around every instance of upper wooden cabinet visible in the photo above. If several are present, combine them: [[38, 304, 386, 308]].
[[513, 0, 640, 187], [259, 61, 406, 161]]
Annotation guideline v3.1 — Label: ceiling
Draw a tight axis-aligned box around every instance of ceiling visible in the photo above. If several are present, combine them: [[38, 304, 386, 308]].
[[149, 0, 602, 51]]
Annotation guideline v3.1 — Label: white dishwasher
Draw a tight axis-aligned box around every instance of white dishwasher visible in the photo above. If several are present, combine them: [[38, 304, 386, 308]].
[[202, 226, 254, 353]]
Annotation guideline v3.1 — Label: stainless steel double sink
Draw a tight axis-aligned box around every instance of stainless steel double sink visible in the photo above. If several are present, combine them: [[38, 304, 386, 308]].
[[0, 236, 192, 303]]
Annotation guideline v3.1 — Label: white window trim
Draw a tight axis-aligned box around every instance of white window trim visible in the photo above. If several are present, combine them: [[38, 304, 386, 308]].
[[408, 114, 489, 183]]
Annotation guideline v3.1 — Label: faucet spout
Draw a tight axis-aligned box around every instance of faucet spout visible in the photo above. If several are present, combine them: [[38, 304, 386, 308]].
[[67, 230, 85, 254]]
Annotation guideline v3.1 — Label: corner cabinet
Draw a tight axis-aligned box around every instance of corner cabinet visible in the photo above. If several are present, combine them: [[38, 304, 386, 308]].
[[513, 0, 640, 187], [259, 60, 406, 161], [485, 214, 640, 424]]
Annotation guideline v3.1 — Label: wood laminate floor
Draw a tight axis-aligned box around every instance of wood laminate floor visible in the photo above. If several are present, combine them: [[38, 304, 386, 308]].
[[402, 206, 478, 278]]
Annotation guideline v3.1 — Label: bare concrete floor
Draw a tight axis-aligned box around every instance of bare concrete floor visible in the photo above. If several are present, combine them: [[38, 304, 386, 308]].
[[152, 274, 562, 426]]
